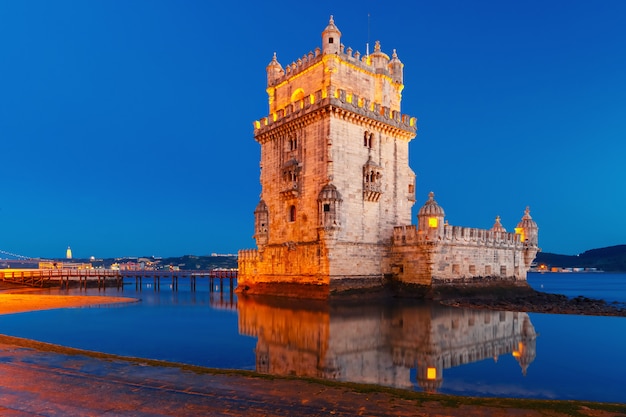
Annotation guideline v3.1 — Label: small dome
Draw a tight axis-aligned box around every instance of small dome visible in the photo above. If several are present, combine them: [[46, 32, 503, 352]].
[[266, 52, 281, 69], [491, 215, 506, 232], [318, 183, 342, 201], [418, 192, 445, 217], [254, 199, 268, 214], [516, 207, 537, 230]]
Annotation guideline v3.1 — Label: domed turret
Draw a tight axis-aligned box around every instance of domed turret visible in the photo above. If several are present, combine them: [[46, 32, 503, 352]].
[[266, 52, 284, 86], [515, 207, 538, 246], [254, 199, 269, 246], [322, 15, 341, 55], [318, 183, 342, 231], [491, 215, 506, 233], [388, 49, 403, 84], [369, 40, 390, 72], [417, 192, 445, 234]]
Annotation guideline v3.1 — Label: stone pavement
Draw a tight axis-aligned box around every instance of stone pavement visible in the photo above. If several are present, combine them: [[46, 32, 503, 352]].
[[0, 336, 623, 417]]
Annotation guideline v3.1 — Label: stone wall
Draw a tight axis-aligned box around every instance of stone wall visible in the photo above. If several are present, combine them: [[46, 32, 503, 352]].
[[390, 224, 537, 285]]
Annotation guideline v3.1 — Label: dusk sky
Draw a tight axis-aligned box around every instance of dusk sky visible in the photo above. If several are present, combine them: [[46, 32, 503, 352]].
[[1, 1, 625, 259]]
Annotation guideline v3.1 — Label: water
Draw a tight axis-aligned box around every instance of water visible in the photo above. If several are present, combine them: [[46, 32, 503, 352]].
[[0, 273, 624, 404], [527, 271, 626, 304]]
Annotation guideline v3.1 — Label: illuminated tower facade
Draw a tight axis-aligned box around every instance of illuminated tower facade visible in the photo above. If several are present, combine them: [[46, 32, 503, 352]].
[[66, 246, 72, 260], [238, 17, 417, 295]]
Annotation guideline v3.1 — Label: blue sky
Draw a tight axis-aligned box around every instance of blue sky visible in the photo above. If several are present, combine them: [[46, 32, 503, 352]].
[[1, 1, 625, 259]]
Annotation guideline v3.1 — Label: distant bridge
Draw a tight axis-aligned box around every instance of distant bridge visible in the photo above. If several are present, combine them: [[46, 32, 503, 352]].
[[0, 249, 34, 261]]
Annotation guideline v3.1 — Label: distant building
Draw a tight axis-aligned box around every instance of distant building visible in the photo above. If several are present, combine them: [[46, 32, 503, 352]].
[[66, 246, 72, 259], [238, 17, 539, 297]]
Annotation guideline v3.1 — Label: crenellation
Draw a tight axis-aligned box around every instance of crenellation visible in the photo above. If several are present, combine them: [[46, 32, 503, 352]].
[[255, 87, 416, 139]]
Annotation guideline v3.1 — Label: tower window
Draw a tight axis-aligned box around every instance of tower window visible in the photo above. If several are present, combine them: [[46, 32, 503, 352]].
[[323, 203, 330, 212], [363, 132, 374, 148], [329, 37, 334, 44], [289, 205, 296, 222], [428, 217, 438, 228]]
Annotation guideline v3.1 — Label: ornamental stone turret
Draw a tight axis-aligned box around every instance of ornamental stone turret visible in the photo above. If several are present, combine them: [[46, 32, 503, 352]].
[[417, 192, 445, 238], [491, 215, 506, 233], [388, 49, 404, 84], [253, 200, 269, 247], [516, 207, 538, 246], [266, 53, 284, 87], [321, 15, 341, 55]]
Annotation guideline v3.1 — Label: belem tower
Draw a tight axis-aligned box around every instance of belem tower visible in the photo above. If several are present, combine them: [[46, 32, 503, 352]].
[[238, 17, 539, 297]]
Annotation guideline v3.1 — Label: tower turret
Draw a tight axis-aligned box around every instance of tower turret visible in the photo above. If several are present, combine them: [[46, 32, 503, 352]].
[[417, 192, 445, 238], [491, 215, 506, 233], [515, 207, 538, 246], [369, 41, 389, 72], [266, 52, 284, 87], [321, 15, 341, 55], [254, 199, 269, 247], [388, 49, 404, 84], [515, 207, 539, 269]]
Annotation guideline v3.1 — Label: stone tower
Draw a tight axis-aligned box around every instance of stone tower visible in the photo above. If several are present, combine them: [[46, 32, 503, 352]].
[[238, 17, 417, 296]]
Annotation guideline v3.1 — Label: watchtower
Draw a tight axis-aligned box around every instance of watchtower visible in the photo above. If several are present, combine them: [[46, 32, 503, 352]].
[[238, 17, 417, 295]]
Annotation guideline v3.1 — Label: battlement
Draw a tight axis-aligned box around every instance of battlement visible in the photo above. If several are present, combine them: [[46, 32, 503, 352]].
[[268, 40, 399, 88], [238, 249, 259, 261], [393, 224, 521, 248], [254, 86, 416, 137]]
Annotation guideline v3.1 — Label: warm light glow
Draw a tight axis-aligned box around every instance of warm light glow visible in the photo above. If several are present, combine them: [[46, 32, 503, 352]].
[[428, 217, 438, 228], [272, 113, 277, 122], [291, 88, 305, 103], [514, 227, 525, 243], [254, 120, 261, 129], [346, 93, 353, 103], [427, 367, 437, 380], [309, 94, 315, 104], [512, 342, 525, 358]]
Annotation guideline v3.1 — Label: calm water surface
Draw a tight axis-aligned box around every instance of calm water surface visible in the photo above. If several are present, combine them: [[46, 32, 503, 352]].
[[0, 273, 624, 404]]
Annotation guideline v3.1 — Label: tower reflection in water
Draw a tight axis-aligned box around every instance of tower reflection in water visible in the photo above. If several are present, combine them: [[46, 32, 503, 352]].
[[237, 296, 536, 393]]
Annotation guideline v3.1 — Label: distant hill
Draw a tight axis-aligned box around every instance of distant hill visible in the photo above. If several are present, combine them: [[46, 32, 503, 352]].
[[535, 245, 626, 272]]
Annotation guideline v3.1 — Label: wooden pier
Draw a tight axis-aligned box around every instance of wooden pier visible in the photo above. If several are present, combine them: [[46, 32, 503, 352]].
[[0, 268, 123, 289], [0, 268, 238, 293], [120, 269, 237, 292]]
